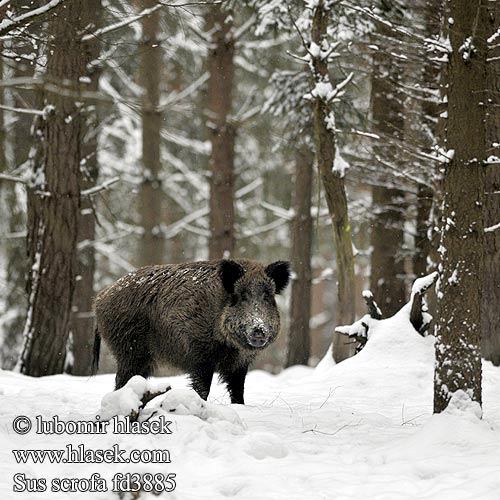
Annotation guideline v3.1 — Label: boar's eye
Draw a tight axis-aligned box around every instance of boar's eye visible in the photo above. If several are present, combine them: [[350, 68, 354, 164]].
[[263, 288, 274, 303]]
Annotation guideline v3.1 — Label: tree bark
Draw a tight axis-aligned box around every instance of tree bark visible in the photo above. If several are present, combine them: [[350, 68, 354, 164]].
[[17, 2, 88, 376], [413, 183, 434, 278], [286, 144, 314, 367], [481, 0, 500, 366], [433, 0, 488, 413], [206, 5, 236, 260], [71, 0, 102, 376], [310, 1, 356, 362], [138, 0, 165, 266]]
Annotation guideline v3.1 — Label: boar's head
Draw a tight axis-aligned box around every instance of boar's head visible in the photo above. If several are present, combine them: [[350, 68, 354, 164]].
[[218, 260, 290, 350]]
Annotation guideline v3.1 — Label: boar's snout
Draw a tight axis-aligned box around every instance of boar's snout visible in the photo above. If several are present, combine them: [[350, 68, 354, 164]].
[[247, 326, 269, 349]]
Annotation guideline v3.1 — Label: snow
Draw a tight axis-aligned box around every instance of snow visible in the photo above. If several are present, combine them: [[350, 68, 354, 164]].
[[333, 148, 349, 177], [411, 271, 438, 295], [2, 321, 500, 499]]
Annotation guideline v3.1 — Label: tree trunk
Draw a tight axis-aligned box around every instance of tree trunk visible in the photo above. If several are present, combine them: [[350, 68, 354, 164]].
[[414, 0, 441, 282], [206, 5, 236, 260], [17, 3, 88, 376], [0, 25, 34, 368], [413, 183, 434, 278], [286, 144, 314, 367], [433, 0, 488, 413], [310, 1, 356, 362], [481, 0, 500, 366], [370, 187, 407, 315], [71, 0, 102, 376], [369, 2, 407, 316], [137, 0, 165, 266]]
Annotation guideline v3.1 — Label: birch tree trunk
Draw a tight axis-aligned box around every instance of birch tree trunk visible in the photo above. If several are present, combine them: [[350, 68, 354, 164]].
[[206, 5, 235, 260], [138, 0, 165, 266], [18, 2, 88, 376], [433, 0, 488, 413], [286, 144, 314, 367], [310, 1, 356, 362]]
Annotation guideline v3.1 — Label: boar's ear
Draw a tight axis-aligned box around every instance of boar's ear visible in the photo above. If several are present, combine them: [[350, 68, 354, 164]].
[[219, 260, 245, 294], [265, 260, 291, 294]]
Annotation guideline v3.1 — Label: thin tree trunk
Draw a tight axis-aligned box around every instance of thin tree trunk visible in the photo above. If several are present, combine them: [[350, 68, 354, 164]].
[[286, 144, 314, 367], [17, 3, 88, 376], [71, 0, 102, 376], [433, 0, 488, 413], [138, 0, 164, 266], [310, 1, 356, 362], [481, 0, 500, 365], [206, 5, 235, 260]]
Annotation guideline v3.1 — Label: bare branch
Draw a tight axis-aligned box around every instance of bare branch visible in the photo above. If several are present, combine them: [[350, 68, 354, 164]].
[[81, 177, 120, 196], [0, 103, 44, 116], [82, 1, 222, 41]]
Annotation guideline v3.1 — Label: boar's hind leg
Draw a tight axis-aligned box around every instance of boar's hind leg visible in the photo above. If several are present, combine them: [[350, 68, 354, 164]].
[[220, 365, 248, 405], [114, 342, 154, 390], [189, 362, 215, 400]]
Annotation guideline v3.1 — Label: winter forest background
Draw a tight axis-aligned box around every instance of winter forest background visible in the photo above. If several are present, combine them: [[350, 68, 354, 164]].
[[0, 0, 499, 416]]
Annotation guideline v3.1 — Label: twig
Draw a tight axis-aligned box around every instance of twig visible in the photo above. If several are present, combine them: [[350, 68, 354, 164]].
[[302, 422, 353, 436], [129, 387, 171, 422], [82, 176, 120, 196], [0, 103, 45, 116]]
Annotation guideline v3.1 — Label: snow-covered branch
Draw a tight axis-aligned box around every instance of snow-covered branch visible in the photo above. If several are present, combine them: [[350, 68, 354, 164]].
[[81, 177, 120, 196], [485, 222, 500, 233], [0, 0, 64, 37]]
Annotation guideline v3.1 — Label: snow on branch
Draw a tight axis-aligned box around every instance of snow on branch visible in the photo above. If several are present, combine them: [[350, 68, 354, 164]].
[[0, 0, 63, 37], [361, 290, 382, 320], [81, 177, 120, 197], [342, 2, 450, 54], [0, 103, 45, 116], [336, 272, 438, 350], [81, 1, 222, 41], [485, 222, 500, 233]]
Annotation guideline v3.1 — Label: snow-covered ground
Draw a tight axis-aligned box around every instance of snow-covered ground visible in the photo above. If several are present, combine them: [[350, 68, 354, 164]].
[[2, 310, 500, 500]]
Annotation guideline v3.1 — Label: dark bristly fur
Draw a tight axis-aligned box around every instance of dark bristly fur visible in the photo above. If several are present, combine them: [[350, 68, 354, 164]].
[[92, 259, 290, 404]]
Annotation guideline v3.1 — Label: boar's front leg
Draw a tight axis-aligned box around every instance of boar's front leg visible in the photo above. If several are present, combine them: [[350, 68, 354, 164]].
[[189, 361, 215, 400], [220, 365, 248, 405]]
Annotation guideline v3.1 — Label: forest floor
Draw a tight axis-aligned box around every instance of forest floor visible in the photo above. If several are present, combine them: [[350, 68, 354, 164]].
[[2, 311, 500, 500]]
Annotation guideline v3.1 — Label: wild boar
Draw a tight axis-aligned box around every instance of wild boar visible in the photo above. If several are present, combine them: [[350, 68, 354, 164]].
[[92, 259, 290, 404]]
